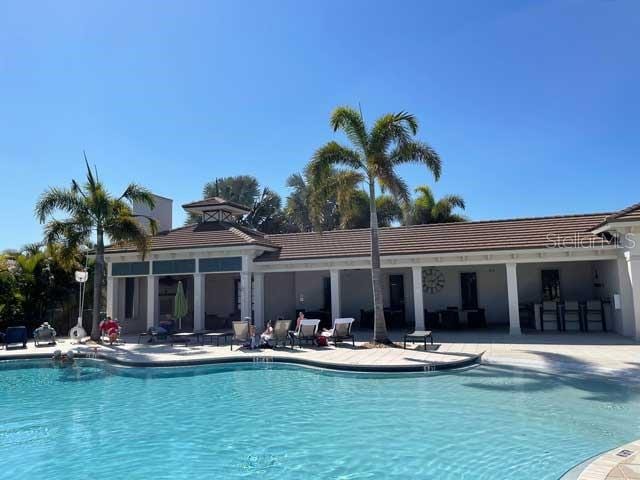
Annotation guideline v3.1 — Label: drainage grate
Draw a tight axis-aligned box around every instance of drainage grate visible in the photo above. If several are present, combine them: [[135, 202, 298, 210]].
[[617, 449, 635, 458]]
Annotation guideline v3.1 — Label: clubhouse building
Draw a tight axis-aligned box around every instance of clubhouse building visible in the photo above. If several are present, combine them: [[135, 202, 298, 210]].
[[103, 195, 640, 339]]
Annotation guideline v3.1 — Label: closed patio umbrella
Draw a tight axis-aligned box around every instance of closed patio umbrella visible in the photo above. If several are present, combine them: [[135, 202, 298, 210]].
[[174, 281, 188, 331]]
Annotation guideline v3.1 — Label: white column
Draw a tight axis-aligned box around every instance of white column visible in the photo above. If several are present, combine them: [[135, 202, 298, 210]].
[[240, 272, 252, 322], [330, 269, 341, 322], [253, 272, 265, 330], [106, 275, 115, 319], [506, 262, 522, 335], [412, 266, 425, 331], [146, 275, 158, 329], [626, 251, 640, 340], [193, 273, 205, 332]]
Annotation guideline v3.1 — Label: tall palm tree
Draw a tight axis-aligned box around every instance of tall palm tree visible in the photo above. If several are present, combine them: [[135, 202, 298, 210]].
[[308, 106, 442, 343], [406, 185, 466, 225], [35, 156, 157, 341]]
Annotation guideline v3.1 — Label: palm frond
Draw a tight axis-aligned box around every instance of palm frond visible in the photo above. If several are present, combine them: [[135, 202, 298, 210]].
[[308, 142, 363, 184], [120, 183, 155, 209], [35, 187, 85, 223], [368, 111, 419, 156], [105, 216, 151, 258], [375, 164, 411, 204], [389, 140, 442, 181], [439, 194, 466, 211], [330, 106, 368, 152]]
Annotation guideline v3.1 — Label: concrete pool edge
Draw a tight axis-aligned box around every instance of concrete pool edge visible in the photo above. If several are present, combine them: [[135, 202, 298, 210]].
[[559, 439, 640, 480], [0, 349, 483, 373]]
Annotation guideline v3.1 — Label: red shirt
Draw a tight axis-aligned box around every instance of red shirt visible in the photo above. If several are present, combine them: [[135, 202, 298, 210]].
[[101, 320, 118, 333]]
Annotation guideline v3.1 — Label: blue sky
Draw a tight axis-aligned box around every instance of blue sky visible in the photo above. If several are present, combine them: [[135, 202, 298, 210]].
[[1, 0, 639, 249]]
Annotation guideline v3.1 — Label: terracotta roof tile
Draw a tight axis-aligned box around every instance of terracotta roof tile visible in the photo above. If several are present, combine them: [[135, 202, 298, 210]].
[[181, 196, 250, 211], [105, 221, 275, 253], [591, 202, 640, 231], [256, 213, 613, 262]]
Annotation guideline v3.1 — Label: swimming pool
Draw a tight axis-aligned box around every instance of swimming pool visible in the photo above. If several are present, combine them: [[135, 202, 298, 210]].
[[1, 360, 638, 480]]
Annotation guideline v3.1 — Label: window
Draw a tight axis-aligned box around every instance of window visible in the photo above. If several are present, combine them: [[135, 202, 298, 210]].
[[460, 272, 478, 310], [541, 270, 561, 301], [124, 278, 135, 319]]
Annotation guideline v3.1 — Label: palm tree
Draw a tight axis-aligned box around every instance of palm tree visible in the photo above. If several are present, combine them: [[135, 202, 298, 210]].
[[35, 156, 157, 341], [308, 106, 442, 343], [406, 185, 466, 225]]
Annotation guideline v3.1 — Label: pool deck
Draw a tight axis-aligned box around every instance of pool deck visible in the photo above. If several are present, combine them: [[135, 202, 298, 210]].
[[2, 330, 639, 376], [0, 335, 479, 372]]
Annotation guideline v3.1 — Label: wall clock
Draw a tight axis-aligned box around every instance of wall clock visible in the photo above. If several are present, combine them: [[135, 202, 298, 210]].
[[422, 267, 445, 294]]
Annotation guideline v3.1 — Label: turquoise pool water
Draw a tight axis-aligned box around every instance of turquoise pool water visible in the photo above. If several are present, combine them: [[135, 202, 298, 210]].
[[1, 360, 639, 479]]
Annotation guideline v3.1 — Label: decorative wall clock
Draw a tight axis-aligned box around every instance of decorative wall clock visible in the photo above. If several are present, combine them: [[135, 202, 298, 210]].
[[422, 267, 445, 294]]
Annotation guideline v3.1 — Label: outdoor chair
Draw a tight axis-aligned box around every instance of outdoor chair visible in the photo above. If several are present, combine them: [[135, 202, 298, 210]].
[[540, 301, 560, 331], [562, 301, 582, 332], [34, 323, 57, 346], [466, 308, 486, 329], [322, 318, 355, 347], [138, 320, 176, 344], [230, 321, 251, 351], [440, 309, 460, 329], [290, 319, 321, 348], [3, 326, 27, 349], [272, 319, 292, 348], [584, 300, 606, 332]]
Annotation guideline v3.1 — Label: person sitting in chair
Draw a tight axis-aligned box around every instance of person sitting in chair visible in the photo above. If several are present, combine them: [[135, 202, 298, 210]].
[[100, 316, 120, 345], [259, 321, 274, 348]]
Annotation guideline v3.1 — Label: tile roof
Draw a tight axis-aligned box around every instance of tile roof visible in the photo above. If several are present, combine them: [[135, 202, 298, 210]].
[[255, 213, 613, 262], [591, 202, 640, 231], [105, 221, 276, 253], [181, 196, 251, 212], [105, 212, 615, 260]]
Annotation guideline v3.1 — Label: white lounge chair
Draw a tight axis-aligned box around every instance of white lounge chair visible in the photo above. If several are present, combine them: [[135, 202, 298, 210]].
[[291, 319, 320, 348], [322, 318, 355, 347]]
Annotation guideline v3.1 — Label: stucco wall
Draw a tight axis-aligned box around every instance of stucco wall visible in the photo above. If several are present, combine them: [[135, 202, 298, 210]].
[[204, 273, 238, 317], [420, 265, 509, 325], [264, 272, 296, 321]]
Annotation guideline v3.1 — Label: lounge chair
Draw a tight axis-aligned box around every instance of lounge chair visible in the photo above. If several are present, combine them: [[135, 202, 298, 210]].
[[291, 319, 321, 348], [34, 323, 57, 346], [231, 321, 251, 351], [138, 319, 176, 344], [585, 300, 606, 332], [272, 319, 292, 348], [562, 301, 582, 332], [322, 318, 355, 347], [540, 301, 559, 331], [3, 326, 27, 349]]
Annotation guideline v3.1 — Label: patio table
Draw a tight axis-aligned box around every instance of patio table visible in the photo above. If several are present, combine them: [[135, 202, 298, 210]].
[[170, 332, 198, 346], [403, 330, 434, 350], [201, 331, 234, 346]]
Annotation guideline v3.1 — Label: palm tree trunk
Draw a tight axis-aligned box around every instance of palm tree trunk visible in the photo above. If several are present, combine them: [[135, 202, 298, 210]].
[[368, 177, 388, 343], [90, 229, 104, 341]]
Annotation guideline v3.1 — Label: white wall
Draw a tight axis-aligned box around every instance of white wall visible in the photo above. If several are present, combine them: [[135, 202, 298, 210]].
[[133, 194, 173, 232], [419, 265, 509, 325], [340, 268, 415, 324], [517, 261, 595, 303]]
